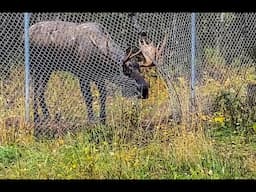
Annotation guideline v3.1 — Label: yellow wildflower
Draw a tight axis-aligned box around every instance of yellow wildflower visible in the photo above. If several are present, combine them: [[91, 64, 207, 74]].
[[72, 163, 77, 169], [214, 116, 225, 123]]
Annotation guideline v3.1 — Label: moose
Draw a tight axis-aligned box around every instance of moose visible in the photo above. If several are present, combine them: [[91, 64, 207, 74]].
[[28, 21, 166, 135]]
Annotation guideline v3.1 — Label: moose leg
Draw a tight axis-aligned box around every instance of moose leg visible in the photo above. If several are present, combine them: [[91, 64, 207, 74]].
[[95, 81, 107, 124], [33, 78, 40, 125], [38, 73, 51, 121], [32, 75, 43, 138], [79, 79, 95, 123]]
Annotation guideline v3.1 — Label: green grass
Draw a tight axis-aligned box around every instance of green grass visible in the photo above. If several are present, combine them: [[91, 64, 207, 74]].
[[0, 124, 254, 179]]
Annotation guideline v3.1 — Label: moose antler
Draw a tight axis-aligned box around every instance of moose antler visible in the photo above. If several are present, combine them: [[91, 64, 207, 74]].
[[123, 48, 132, 63], [138, 33, 168, 67], [156, 33, 168, 61], [122, 33, 168, 67], [123, 48, 142, 64], [139, 39, 156, 67]]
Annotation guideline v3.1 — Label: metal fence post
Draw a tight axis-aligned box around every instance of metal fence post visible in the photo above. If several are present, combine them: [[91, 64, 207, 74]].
[[191, 13, 196, 113], [24, 13, 31, 122]]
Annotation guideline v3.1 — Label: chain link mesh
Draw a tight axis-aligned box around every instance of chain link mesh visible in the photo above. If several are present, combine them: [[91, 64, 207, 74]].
[[0, 12, 256, 139], [196, 13, 256, 118]]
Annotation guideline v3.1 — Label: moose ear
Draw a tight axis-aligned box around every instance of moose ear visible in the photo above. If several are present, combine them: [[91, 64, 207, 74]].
[[139, 31, 147, 38]]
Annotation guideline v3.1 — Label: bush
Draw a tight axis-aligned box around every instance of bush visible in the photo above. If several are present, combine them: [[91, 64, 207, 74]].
[[213, 89, 256, 136]]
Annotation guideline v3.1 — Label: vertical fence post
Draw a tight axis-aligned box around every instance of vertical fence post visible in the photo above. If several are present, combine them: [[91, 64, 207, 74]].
[[24, 13, 31, 122], [191, 13, 196, 113]]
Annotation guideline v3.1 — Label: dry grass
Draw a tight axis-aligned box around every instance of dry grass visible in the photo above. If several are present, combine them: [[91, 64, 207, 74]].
[[0, 64, 256, 179], [171, 128, 213, 167]]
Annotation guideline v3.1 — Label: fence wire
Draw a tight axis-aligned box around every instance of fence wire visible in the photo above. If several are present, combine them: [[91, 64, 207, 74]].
[[0, 12, 256, 139]]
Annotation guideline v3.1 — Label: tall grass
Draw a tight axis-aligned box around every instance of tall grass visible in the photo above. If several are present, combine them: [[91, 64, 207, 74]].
[[0, 62, 256, 179]]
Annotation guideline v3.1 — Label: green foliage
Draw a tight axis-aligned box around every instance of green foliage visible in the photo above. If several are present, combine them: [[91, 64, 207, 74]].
[[0, 145, 20, 165], [213, 89, 256, 136]]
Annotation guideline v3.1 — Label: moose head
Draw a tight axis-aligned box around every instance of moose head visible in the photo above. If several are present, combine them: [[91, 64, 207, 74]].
[[121, 34, 168, 99]]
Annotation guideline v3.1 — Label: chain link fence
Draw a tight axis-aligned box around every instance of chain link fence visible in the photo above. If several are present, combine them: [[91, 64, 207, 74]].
[[0, 12, 255, 139], [196, 13, 256, 119]]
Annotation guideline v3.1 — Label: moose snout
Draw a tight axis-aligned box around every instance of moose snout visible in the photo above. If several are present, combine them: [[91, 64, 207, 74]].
[[137, 84, 149, 99]]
